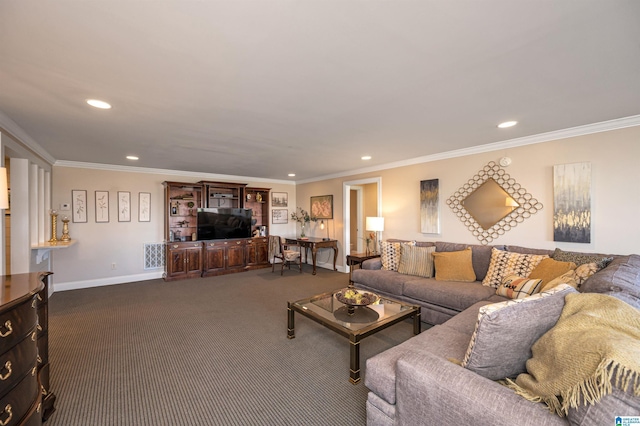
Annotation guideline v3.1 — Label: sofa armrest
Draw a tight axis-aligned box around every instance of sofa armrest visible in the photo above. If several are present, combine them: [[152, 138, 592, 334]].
[[362, 258, 382, 270], [395, 351, 566, 426]]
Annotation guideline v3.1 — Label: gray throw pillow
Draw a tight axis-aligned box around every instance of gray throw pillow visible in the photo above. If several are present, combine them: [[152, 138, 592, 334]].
[[460, 284, 577, 380]]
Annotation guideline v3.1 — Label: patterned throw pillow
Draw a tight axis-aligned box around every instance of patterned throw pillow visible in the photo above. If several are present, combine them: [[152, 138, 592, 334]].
[[541, 262, 600, 292], [551, 248, 613, 269], [482, 248, 548, 288], [398, 244, 435, 278], [496, 275, 544, 299], [460, 284, 577, 380], [431, 248, 476, 282], [380, 241, 402, 271]]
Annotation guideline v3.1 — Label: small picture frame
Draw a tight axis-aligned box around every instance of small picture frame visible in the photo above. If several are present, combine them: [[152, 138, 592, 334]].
[[118, 191, 131, 222], [72, 190, 87, 223], [272, 209, 288, 224], [95, 191, 109, 223], [139, 192, 151, 222], [272, 192, 288, 207], [310, 195, 333, 219]]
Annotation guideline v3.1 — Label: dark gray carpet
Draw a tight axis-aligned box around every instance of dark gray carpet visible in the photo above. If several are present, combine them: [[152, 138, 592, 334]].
[[46, 266, 416, 425]]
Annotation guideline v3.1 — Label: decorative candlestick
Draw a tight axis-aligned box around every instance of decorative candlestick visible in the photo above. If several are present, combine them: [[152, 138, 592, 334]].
[[61, 216, 71, 242], [49, 210, 58, 243]]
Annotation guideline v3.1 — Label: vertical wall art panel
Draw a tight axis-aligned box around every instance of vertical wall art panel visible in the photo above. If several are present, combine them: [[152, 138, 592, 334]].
[[553, 162, 591, 243], [420, 178, 440, 234]]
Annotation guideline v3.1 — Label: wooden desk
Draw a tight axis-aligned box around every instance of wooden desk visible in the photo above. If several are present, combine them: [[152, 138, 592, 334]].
[[286, 237, 338, 275]]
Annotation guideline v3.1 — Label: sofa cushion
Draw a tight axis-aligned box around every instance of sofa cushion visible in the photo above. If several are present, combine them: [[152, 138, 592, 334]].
[[580, 254, 640, 309], [567, 385, 640, 425], [398, 244, 435, 278], [440, 301, 494, 336], [528, 258, 577, 285], [551, 247, 614, 269], [381, 241, 403, 271], [403, 279, 496, 312], [351, 269, 422, 297], [482, 248, 548, 288], [506, 245, 554, 256], [432, 248, 476, 282], [365, 325, 471, 405], [460, 284, 577, 380], [495, 275, 544, 299], [434, 242, 505, 281]]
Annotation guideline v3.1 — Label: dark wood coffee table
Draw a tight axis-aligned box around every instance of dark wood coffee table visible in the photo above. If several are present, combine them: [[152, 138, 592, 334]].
[[287, 289, 421, 384]]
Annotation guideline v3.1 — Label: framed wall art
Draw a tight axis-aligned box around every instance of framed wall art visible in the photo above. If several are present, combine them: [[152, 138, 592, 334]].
[[72, 190, 87, 223], [272, 192, 288, 207], [139, 192, 151, 222], [118, 191, 131, 222], [272, 208, 288, 224], [553, 162, 591, 243], [420, 178, 440, 234], [310, 195, 333, 219], [95, 191, 109, 223]]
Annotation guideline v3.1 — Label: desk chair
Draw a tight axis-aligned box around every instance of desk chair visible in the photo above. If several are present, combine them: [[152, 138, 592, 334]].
[[272, 236, 302, 275]]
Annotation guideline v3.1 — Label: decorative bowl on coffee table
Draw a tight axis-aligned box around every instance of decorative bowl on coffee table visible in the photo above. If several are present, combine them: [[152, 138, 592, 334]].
[[335, 288, 380, 321]]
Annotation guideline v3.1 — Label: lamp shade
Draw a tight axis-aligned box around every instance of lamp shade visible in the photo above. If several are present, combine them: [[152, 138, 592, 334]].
[[0, 168, 8, 210], [365, 216, 384, 232]]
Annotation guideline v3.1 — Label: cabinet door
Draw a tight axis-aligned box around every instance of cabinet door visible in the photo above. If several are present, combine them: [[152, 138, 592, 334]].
[[226, 240, 246, 269], [167, 245, 187, 279], [203, 243, 226, 275], [255, 238, 270, 265], [245, 240, 258, 266], [185, 244, 203, 278]]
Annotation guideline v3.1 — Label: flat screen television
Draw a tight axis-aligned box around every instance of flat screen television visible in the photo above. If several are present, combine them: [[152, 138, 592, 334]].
[[197, 208, 253, 240]]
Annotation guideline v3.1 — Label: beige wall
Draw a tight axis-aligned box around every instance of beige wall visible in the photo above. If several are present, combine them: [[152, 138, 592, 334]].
[[297, 126, 640, 270], [51, 167, 295, 290]]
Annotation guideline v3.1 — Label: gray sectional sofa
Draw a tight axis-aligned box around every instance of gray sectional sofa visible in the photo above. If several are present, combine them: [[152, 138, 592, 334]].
[[352, 241, 640, 425]]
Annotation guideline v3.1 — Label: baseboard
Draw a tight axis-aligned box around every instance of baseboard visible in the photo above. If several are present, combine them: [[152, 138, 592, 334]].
[[52, 271, 164, 293]]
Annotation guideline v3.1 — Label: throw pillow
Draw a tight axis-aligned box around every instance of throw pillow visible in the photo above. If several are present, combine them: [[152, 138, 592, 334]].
[[380, 241, 402, 271], [482, 248, 548, 288], [528, 258, 576, 286], [398, 244, 435, 278], [431, 248, 476, 282], [551, 248, 614, 269], [460, 284, 577, 380], [541, 269, 578, 292], [496, 274, 544, 299]]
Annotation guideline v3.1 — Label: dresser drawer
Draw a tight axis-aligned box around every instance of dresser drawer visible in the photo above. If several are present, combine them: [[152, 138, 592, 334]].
[[0, 328, 38, 396], [21, 400, 43, 426], [0, 366, 39, 426], [0, 297, 38, 352]]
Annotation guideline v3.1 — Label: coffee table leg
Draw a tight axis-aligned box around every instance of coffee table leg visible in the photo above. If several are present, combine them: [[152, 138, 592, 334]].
[[413, 308, 421, 335], [287, 303, 295, 339], [349, 335, 361, 384]]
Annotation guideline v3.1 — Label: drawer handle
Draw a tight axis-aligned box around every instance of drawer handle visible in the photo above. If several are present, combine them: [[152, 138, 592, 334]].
[[37, 324, 43, 332], [37, 355, 43, 364], [173, 245, 179, 249], [32, 299, 37, 308], [236, 241, 241, 244], [37, 294, 43, 302], [0, 321, 12, 338], [0, 404, 11, 426], [31, 331, 37, 342], [41, 384, 47, 396], [37, 402, 42, 413], [0, 361, 11, 381]]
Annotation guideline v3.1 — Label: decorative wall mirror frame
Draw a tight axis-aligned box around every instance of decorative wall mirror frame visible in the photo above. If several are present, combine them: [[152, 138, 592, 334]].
[[446, 161, 543, 244]]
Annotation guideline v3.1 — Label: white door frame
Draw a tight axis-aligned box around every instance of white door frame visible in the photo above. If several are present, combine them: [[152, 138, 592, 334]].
[[343, 177, 382, 273]]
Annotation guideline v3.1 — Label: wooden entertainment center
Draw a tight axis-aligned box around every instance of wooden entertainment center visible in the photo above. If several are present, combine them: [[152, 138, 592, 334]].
[[163, 181, 271, 281]]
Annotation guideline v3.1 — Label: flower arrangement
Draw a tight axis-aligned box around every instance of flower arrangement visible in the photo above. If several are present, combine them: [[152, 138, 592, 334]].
[[291, 207, 317, 238]]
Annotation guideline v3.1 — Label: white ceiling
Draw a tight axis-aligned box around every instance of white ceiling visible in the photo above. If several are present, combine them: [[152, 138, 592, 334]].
[[1, 1, 639, 181]]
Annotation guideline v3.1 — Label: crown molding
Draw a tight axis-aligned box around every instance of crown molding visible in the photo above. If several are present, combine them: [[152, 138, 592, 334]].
[[53, 160, 296, 186], [0, 111, 57, 164], [297, 114, 640, 184]]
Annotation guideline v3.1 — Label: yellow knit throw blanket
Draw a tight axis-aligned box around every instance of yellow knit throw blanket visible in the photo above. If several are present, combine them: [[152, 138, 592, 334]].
[[506, 292, 640, 416]]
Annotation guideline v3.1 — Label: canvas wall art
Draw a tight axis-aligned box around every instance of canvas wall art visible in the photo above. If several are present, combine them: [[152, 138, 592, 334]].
[[420, 178, 440, 234], [553, 162, 591, 243]]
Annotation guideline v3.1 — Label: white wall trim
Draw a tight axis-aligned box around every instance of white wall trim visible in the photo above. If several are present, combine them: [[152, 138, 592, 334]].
[[52, 271, 164, 293], [0, 111, 56, 164], [54, 160, 296, 186], [298, 114, 640, 184]]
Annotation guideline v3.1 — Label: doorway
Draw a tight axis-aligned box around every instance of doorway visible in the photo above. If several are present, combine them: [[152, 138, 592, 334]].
[[343, 177, 382, 260]]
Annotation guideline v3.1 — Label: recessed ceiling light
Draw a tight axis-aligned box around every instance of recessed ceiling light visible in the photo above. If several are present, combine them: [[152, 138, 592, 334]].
[[498, 121, 517, 128], [126, 156, 139, 160], [87, 99, 112, 109], [361, 156, 372, 160], [288, 173, 296, 177]]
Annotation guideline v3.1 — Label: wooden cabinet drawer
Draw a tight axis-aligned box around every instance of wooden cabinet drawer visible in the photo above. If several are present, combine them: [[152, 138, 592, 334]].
[[0, 298, 38, 354], [0, 328, 38, 396], [0, 365, 39, 426]]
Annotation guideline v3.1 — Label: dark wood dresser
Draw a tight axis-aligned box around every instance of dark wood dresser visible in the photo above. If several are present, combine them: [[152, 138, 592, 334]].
[[0, 272, 55, 425]]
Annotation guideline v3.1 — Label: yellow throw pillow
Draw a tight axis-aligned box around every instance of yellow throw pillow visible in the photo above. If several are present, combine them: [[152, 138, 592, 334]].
[[541, 270, 578, 292], [432, 248, 476, 282], [528, 258, 577, 285]]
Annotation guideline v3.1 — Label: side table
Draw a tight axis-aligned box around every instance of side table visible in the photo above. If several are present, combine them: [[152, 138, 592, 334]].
[[346, 253, 381, 285]]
